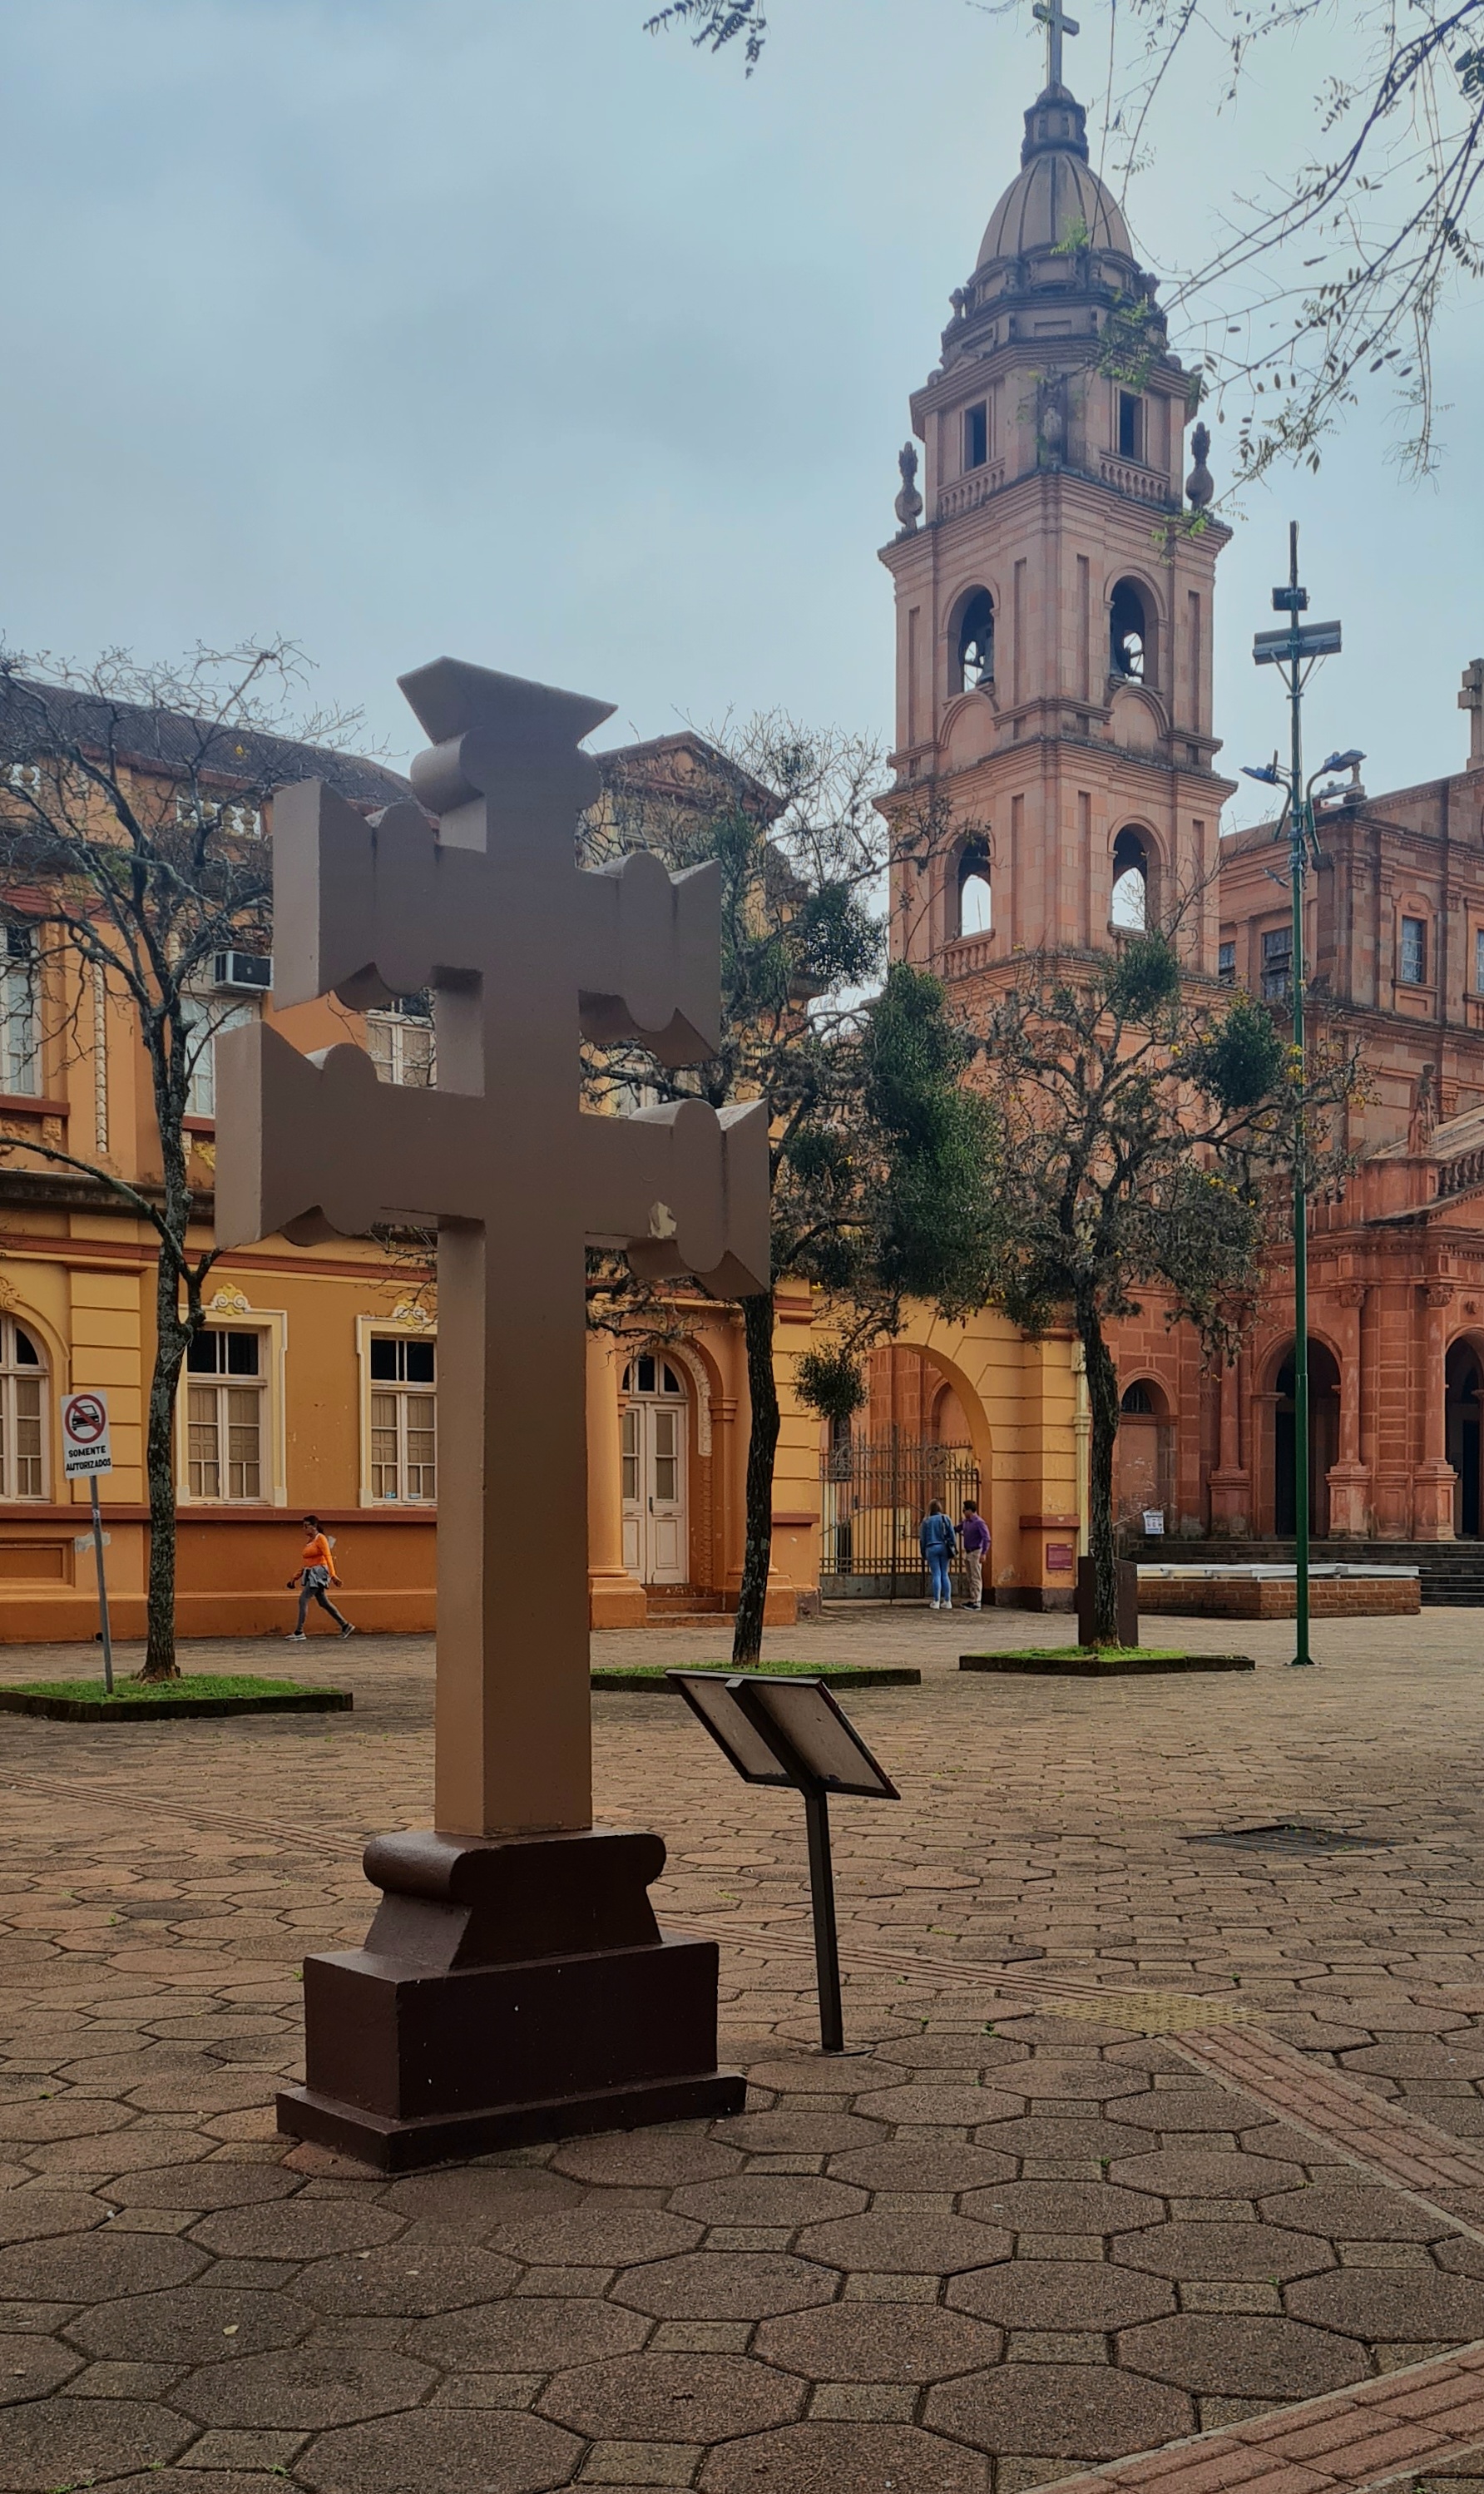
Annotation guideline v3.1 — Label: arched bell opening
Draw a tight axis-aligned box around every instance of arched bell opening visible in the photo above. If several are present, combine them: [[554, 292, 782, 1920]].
[[956, 838, 992, 938], [1447, 1339, 1484, 1539], [1110, 576, 1155, 686], [1111, 826, 1151, 932], [1270, 1339, 1341, 1539], [953, 589, 996, 695]]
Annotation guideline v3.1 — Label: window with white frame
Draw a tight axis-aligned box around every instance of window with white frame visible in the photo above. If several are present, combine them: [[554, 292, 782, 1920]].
[[185, 1328, 265, 1500], [0, 1319, 46, 1499], [367, 993, 435, 1088], [1399, 915, 1428, 987], [181, 995, 258, 1118], [1, 926, 39, 1096], [369, 1334, 436, 1501]]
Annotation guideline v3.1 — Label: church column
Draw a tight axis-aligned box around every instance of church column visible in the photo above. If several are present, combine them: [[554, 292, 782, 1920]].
[[1326, 1282, 1371, 1536], [586, 1329, 648, 1627], [1209, 1356, 1250, 1536], [1412, 1281, 1457, 1539]]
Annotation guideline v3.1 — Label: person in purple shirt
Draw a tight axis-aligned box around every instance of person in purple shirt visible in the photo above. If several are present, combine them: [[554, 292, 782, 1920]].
[[958, 1500, 991, 1611]]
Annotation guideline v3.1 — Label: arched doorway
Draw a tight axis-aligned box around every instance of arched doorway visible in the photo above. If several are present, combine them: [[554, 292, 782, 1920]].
[[1115, 1378, 1174, 1527], [621, 1352, 690, 1586], [1447, 1342, 1484, 1538], [1272, 1339, 1341, 1539]]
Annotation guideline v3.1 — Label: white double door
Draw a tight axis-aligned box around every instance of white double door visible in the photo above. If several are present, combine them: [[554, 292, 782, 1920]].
[[621, 1360, 689, 1585]]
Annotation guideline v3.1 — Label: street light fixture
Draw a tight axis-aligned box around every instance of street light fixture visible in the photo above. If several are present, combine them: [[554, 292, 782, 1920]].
[[1250, 523, 1353, 1671]]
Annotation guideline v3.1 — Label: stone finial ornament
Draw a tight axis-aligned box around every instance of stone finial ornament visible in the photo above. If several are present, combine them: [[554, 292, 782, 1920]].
[[894, 442, 924, 536], [1185, 421, 1214, 511], [1459, 657, 1484, 769], [1037, 376, 1066, 463]]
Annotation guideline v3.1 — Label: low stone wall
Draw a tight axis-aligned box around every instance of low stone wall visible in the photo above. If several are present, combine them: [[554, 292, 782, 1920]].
[[1140, 1567, 1420, 1620]]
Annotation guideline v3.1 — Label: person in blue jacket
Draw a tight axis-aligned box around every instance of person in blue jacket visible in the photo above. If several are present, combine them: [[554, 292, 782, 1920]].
[[920, 1499, 957, 1611]]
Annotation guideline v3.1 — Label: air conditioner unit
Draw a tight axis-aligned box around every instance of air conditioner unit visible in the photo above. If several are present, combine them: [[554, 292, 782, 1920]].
[[212, 950, 272, 993]]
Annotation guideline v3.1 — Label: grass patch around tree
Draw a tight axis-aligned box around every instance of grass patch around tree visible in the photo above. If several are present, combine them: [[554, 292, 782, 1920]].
[[960, 1647, 1254, 1675], [0, 1676, 353, 1721]]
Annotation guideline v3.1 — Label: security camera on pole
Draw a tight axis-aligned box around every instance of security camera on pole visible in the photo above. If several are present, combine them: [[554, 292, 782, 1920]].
[[1244, 524, 1363, 1670]]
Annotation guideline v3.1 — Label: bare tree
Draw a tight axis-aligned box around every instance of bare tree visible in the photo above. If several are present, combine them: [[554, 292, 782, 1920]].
[[0, 644, 392, 1680]]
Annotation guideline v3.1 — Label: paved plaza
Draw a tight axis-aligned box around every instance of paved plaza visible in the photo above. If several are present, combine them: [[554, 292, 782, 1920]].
[[5, 1605, 1484, 2490]]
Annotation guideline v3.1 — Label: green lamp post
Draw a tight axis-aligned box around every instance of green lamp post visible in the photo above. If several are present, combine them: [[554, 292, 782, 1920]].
[[1245, 523, 1359, 1670]]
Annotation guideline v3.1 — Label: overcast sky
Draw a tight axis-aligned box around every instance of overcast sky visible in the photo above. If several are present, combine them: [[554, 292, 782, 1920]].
[[1, 0, 1477, 827]]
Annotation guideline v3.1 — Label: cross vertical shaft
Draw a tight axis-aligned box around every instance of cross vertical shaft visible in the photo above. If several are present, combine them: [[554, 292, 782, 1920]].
[[1032, 0, 1080, 90]]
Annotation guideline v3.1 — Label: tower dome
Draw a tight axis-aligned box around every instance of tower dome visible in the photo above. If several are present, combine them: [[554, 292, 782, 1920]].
[[977, 88, 1131, 267]]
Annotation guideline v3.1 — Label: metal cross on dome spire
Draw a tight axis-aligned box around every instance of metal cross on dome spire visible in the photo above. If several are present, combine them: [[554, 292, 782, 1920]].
[[1033, 0, 1080, 88]]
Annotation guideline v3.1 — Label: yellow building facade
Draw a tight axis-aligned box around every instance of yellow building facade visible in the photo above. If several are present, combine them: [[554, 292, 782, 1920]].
[[0, 717, 1081, 1644]]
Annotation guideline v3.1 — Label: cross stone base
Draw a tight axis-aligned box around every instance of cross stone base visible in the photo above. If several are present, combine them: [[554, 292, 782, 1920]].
[[275, 1828, 744, 2172]]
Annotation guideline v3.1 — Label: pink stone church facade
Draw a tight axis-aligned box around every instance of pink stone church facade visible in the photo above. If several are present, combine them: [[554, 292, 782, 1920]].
[[883, 66, 1484, 1547]]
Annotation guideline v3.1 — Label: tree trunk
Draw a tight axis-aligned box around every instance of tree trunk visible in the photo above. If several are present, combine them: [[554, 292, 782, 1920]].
[[1081, 1308, 1122, 1646], [142, 1254, 186, 1681], [731, 1289, 780, 1665]]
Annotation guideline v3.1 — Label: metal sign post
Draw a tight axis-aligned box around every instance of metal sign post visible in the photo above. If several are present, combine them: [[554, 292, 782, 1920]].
[[669, 1671, 899, 2053], [61, 1391, 114, 1695]]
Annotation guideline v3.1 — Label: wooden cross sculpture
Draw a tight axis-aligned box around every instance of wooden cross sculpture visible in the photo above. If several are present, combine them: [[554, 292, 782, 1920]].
[[215, 660, 766, 2166]]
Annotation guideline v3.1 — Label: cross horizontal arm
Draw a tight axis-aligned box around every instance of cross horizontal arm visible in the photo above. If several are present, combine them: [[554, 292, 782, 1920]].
[[270, 780, 722, 1065], [581, 1096, 770, 1299], [214, 1025, 484, 1246]]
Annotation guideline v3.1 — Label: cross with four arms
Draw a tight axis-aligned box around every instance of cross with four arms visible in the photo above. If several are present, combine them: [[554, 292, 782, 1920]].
[[1033, 0, 1079, 90], [215, 659, 769, 1840], [1461, 659, 1484, 769]]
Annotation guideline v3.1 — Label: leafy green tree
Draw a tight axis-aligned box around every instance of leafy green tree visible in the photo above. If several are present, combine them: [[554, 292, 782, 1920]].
[[584, 716, 996, 1660], [972, 931, 1359, 1643]]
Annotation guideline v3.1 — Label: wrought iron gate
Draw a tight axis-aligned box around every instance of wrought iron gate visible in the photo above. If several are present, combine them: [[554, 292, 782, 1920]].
[[819, 1435, 982, 1601]]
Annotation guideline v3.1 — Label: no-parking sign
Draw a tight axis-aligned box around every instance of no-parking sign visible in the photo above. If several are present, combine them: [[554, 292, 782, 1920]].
[[62, 1390, 111, 1477]]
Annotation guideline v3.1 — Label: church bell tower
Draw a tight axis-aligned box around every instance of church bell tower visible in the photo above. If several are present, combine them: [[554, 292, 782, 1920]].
[[883, 13, 1233, 978]]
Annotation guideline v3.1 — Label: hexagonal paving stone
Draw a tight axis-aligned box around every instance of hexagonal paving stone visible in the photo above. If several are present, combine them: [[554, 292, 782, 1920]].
[[190, 2200, 405, 2260], [794, 2214, 1009, 2275], [75, 2477, 284, 2494], [948, 2259, 1175, 2331], [715, 2110, 886, 2154], [1118, 2313, 1366, 2398], [963, 2117, 1148, 2163], [749, 2057, 910, 2094], [66, 2285, 313, 2361], [488, 2207, 700, 2267], [106, 2163, 306, 2210], [1114, 2089, 1254, 2131], [411, 2294, 650, 2373], [0, 2231, 205, 2302], [383, 2165, 586, 2233], [699, 2421, 990, 2492], [1286, 2267, 1484, 2342], [877, 2031, 1030, 2070], [0, 2190, 106, 2247], [125, 2068, 278, 2113], [539, 2349, 804, 2441], [849, 2085, 1026, 2126], [299, 2406, 583, 2494], [756, 2301, 1002, 2382], [0, 2098, 135, 2144], [296, 2244, 521, 2316], [1116, 2220, 1333, 2282], [1341, 2042, 1484, 2078], [993, 2061, 1150, 2102], [1260, 2184, 1454, 2239], [960, 2180, 1162, 2234], [827, 2143, 1016, 2193], [1106, 2150, 1304, 2198], [0, 2395, 190, 2487], [927, 2360, 1194, 2458], [176, 2338, 436, 2428], [550, 2131, 742, 2187], [612, 2251, 838, 2319], [0, 2333, 82, 2402], [670, 2175, 866, 2228]]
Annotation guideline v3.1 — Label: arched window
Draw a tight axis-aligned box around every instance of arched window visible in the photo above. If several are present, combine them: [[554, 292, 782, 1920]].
[[1111, 827, 1150, 931], [1110, 578, 1150, 682], [0, 1318, 47, 1499], [955, 590, 995, 694], [957, 840, 992, 938], [1120, 1381, 1155, 1415]]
